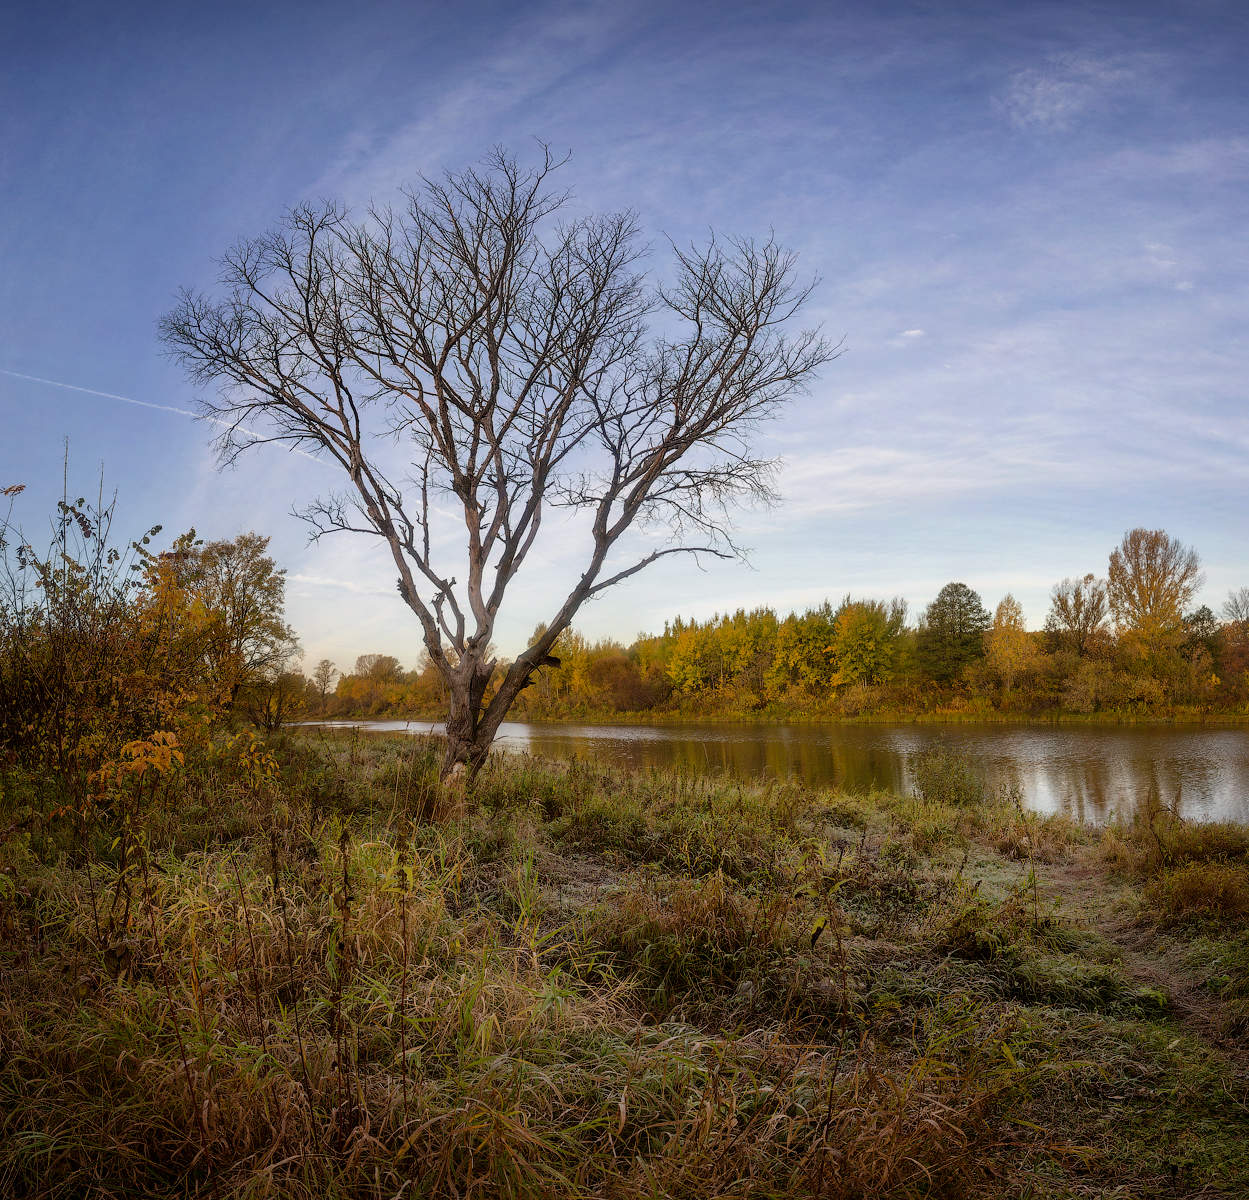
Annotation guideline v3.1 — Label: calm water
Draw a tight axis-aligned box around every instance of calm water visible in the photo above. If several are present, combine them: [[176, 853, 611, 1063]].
[[307, 719, 1249, 825]]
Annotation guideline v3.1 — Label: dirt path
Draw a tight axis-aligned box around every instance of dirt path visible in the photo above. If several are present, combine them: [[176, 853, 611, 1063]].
[[1037, 853, 1249, 1073]]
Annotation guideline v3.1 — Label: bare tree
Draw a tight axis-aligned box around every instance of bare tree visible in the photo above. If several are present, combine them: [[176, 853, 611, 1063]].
[[1107, 528, 1203, 645], [1223, 587, 1249, 625], [1043, 573, 1108, 656], [160, 148, 834, 777], [354, 653, 403, 681], [312, 657, 337, 710]]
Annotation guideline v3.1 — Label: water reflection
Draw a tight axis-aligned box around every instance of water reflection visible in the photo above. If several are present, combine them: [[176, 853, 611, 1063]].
[[306, 719, 1249, 824]]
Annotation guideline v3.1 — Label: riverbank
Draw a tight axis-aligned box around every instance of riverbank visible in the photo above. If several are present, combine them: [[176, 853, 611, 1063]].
[[324, 705, 1249, 728], [301, 717, 1249, 826], [2, 730, 1247, 1197]]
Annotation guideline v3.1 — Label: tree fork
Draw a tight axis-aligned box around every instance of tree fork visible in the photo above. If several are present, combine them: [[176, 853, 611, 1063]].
[[160, 146, 834, 801]]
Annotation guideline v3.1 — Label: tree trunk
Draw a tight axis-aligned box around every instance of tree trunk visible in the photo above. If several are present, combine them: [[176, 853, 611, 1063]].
[[439, 663, 497, 781], [441, 704, 489, 780]]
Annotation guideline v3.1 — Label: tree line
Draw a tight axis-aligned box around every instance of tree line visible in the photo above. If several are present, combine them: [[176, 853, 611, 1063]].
[[8, 480, 1240, 760], [318, 528, 1249, 720]]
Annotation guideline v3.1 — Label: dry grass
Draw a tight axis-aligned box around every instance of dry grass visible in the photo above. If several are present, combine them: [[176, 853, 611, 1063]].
[[1145, 861, 1249, 926], [1100, 809, 1249, 878], [1, 730, 1246, 1198]]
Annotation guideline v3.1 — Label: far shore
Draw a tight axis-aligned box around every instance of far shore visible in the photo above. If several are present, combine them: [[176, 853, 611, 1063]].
[[301, 708, 1249, 730]]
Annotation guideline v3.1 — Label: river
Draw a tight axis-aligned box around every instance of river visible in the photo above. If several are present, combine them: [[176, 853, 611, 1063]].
[[304, 718, 1249, 824]]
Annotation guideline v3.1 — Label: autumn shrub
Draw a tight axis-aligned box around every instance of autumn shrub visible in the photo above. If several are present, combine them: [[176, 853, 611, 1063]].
[[585, 869, 833, 1018], [0, 483, 307, 833], [981, 804, 1085, 863], [0, 487, 244, 814], [836, 681, 883, 716], [2, 492, 170, 778], [909, 743, 984, 807], [1102, 811, 1249, 878], [1145, 862, 1249, 926], [1062, 659, 1168, 713]]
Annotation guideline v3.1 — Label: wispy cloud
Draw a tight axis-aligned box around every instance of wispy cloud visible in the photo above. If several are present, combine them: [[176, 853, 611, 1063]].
[[288, 572, 398, 599], [309, 6, 635, 205], [1103, 136, 1249, 180], [1000, 53, 1146, 130]]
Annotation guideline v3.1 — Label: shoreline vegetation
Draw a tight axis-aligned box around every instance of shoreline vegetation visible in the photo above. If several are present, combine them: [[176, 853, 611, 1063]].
[[3, 729, 1247, 1197], [307, 705, 1249, 729], [316, 567, 1249, 734]]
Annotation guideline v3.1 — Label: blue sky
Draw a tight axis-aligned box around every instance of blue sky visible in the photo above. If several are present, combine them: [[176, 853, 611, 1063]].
[[2, 0, 1246, 672]]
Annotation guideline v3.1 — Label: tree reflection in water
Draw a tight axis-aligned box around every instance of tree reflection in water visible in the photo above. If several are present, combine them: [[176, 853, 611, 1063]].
[[308, 719, 1249, 824]]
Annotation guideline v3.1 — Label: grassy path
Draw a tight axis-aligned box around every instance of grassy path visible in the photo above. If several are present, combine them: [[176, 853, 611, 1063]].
[[1038, 852, 1249, 1070]]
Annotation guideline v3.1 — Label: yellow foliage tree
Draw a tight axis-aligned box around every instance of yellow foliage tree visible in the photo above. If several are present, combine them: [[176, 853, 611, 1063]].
[[985, 594, 1038, 699], [1107, 528, 1202, 665]]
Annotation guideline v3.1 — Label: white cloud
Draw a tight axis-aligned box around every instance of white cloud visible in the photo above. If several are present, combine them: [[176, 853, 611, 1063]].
[[308, 7, 635, 205], [1000, 53, 1143, 130], [1144, 242, 1176, 269], [900, 328, 925, 338], [1104, 136, 1249, 180], [288, 572, 397, 599]]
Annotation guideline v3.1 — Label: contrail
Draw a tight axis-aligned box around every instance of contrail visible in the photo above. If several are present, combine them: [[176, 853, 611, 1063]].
[[0, 368, 326, 465], [1, 368, 203, 419]]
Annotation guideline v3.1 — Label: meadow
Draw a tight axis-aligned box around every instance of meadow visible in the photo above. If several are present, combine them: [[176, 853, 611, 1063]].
[[2, 730, 1247, 1198]]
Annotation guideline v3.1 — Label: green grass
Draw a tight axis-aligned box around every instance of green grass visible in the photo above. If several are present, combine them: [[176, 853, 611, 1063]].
[[0, 729, 1245, 1198]]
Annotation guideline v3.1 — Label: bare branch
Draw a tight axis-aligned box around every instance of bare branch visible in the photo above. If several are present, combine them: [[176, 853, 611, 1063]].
[[160, 146, 835, 775]]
